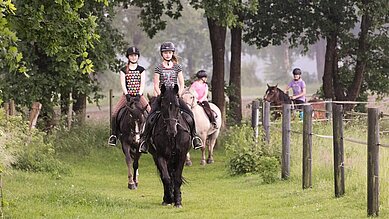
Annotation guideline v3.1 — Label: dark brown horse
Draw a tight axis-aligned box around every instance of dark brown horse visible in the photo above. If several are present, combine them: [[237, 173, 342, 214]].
[[149, 84, 191, 208], [264, 84, 327, 120], [264, 84, 291, 119], [117, 96, 148, 190]]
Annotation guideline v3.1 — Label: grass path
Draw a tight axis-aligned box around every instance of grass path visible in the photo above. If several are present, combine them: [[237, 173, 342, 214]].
[[4, 144, 388, 218]]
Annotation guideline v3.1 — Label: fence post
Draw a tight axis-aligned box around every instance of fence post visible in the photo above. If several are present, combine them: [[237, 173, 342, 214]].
[[325, 98, 332, 120], [252, 100, 260, 142], [9, 100, 15, 116], [367, 107, 379, 217], [263, 101, 270, 144], [282, 104, 291, 180], [332, 104, 345, 197], [302, 104, 313, 189], [28, 102, 42, 130], [109, 89, 113, 132]]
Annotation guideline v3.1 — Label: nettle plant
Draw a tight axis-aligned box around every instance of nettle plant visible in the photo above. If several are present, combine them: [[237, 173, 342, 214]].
[[222, 124, 280, 183]]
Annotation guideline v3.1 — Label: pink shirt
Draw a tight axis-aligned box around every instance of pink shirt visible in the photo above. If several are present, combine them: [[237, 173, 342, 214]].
[[190, 81, 208, 102]]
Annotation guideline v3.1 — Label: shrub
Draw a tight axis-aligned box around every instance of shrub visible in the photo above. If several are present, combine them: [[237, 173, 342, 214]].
[[0, 109, 69, 174], [223, 124, 280, 183]]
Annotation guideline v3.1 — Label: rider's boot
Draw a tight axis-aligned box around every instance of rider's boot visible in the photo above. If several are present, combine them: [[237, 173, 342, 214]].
[[108, 116, 117, 146]]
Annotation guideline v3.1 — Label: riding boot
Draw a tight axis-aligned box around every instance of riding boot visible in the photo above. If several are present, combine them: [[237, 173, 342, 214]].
[[108, 116, 117, 146]]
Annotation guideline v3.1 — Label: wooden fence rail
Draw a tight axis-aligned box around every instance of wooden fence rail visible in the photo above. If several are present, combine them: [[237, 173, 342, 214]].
[[252, 101, 384, 217]]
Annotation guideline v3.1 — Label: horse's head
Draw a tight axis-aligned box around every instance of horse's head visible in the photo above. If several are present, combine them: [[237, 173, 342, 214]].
[[264, 84, 280, 103], [264, 83, 291, 106], [125, 95, 147, 143], [181, 87, 198, 108], [160, 84, 180, 137]]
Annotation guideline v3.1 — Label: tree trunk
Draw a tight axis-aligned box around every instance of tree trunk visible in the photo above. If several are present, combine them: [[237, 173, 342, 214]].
[[72, 92, 87, 126], [207, 18, 226, 127], [229, 26, 242, 125], [322, 33, 337, 99], [347, 3, 371, 101]]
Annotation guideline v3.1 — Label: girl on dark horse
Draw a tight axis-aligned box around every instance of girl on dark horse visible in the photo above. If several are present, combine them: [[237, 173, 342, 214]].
[[149, 84, 191, 207], [108, 46, 150, 146], [139, 42, 203, 153]]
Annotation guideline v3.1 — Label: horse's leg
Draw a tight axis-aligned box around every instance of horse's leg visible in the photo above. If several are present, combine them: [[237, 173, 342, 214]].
[[154, 156, 173, 205], [123, 142, 136, 190], [207, 135, 217, 164], [185, 152, 192, 166], [122, 142, 136, 189], [199, 133, 207, 165], [173, 153, 187, 208], [132, 151, 140, 187]]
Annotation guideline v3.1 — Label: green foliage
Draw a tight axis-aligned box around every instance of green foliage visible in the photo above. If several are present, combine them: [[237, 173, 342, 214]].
[[0, 0, 24, 72], [54, 123, 107, 156], [0, 110, 69, 175], [222, 124, 279, 183]]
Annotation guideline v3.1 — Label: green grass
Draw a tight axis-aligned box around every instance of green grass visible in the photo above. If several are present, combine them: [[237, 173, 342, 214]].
[[3, 122, 389, 218]]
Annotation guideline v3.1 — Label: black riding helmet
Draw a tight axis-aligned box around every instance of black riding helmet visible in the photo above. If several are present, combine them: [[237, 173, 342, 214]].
[[126, 46, 140, 57], [196, 70, 207, 78], [160, 42, 175, 53], [292, 68, 302, 75]]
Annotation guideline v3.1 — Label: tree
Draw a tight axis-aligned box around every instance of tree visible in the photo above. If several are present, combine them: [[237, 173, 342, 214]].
[[5, 0, 101, 129], [244, 0, 388, 110]]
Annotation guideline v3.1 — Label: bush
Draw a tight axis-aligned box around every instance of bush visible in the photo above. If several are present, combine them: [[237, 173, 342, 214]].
[[222, 124, 280, 183], [0, 109, 69, 175]]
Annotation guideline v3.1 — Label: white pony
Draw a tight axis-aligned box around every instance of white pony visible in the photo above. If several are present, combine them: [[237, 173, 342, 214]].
[[182, 87, 222, 165]]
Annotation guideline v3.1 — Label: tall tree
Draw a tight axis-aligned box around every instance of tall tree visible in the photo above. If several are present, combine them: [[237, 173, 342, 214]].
[[6, 0, 101, 128]]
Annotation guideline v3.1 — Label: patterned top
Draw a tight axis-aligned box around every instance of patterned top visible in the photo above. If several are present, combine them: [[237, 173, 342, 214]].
[[120, 65, 145, 96], [155, 63, 182, 88], [288, 79, 306, 102]]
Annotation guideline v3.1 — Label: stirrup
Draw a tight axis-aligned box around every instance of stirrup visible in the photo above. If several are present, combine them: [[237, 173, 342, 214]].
[[192, 136, 203, 150], [108, 135, 117, 146], [139, 140, 148, 154]]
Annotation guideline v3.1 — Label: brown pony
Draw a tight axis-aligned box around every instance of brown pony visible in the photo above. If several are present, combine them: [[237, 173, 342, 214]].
[[264, 84, 326, 120], [117, 96, 148, 189]]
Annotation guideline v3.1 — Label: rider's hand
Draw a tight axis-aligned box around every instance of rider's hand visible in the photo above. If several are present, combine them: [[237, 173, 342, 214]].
[[134, 94, 140, 102]]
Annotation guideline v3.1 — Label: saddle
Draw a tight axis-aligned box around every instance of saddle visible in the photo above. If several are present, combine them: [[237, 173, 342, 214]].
[[198, 101, 217, 123]]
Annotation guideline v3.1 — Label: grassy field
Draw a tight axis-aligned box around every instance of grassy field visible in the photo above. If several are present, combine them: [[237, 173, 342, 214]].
[[3, 120, 389, 218]]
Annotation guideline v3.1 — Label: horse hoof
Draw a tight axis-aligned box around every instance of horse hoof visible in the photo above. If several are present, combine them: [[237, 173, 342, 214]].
[[174, 204, 183, 208], [206, 158, 214, 164], [200, 160, 206, 165], [185, 160, 192, 166], [128, 183, 137, 190], [162, 202, 172, 206]]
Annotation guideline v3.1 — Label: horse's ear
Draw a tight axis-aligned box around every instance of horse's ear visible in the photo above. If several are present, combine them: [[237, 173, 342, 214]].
[[173, 84, 179, 94], [275, 83, 278, 88], [161, 84, 166, 95], [267, 83, 270, 88]]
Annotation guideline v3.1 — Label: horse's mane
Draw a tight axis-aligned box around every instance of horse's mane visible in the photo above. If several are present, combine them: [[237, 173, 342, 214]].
[[277, 87, 291, 102]]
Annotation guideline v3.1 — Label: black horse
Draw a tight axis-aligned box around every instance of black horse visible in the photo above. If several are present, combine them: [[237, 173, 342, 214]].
[[149, 84, 191, 208], [264, 84, 292, 119], [117, 96, 148, 190]]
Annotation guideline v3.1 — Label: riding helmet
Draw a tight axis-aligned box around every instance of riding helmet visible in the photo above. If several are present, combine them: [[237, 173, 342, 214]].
[[160, 42, 175, 52], [292, 68, 302, 75], [126, 46, 140, 57], [196, 70, 207, 78]]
